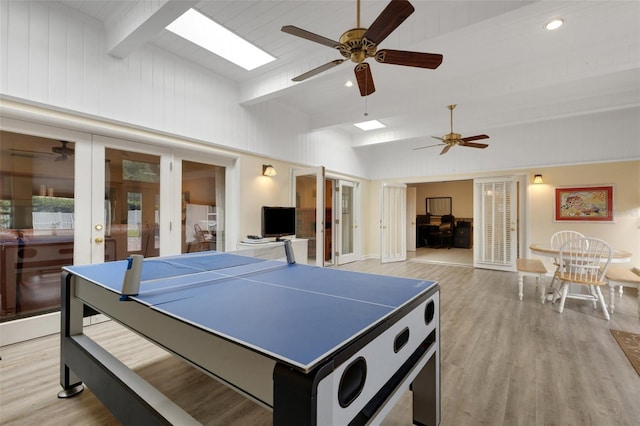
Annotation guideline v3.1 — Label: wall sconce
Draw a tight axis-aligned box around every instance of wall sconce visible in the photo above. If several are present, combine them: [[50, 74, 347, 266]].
[[533, 174, 543, 184], [262, 164, 277, 177]]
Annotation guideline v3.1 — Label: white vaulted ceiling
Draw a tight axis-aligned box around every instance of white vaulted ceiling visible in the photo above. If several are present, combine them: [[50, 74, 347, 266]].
[[57, 0, 640, 154]]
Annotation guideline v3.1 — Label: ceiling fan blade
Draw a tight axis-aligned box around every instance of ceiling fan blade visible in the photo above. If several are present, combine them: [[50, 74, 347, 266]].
[[460, 141, 489, 149], [461, 134, 489, 142], [362, 0, 414, 46], [413, 143, 444, 151], [52, 148, 75, 155], [431, 136, 444, 141], [354, 63, 376, 96], [281, 25, 342, 49], [375, 49, 443, 69], [440, 145, 452, 155], [10, 148, 54, 156], [292, 59, 345, 82]]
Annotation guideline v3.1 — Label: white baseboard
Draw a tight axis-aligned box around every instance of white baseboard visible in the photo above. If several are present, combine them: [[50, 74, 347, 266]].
[[0, 312, 111, 347], [0, 312, 60, 346]]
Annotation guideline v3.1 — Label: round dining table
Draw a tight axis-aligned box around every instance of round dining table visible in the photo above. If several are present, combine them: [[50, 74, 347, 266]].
[[529, 243, 632, 263]]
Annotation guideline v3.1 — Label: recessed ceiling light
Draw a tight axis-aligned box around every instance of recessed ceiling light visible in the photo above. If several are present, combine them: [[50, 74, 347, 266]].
[[345, 80, 354, 88], [166, 9, 276, 71], [354, 120, 385, 131], [545, 19, 564, 31]]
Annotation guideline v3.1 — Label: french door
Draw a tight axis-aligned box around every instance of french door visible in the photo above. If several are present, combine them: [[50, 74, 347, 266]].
[[336, 180, 358, 265], [381, 182, 407, 263], [406, 186, 417, 252], [473, 176, 518, 271], [292, 166, 325, 266], [82, 136, 170, 264]]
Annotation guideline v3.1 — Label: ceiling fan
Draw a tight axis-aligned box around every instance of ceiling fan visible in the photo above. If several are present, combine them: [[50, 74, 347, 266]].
[[281, 0, 443, 96], [414, 105, 489, 155], [52, 141, 74, 161]]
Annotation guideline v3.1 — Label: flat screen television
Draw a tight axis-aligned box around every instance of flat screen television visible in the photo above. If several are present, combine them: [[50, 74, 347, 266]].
[[261, 206, 296, 240]]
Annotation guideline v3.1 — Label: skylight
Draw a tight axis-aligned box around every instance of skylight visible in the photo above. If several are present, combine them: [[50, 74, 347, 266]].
[[166, 8, 276, 71], [354, 120, 386, 131]]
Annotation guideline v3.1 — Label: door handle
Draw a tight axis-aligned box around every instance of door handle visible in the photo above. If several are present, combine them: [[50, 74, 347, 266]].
[[95, 237, 104, 244]]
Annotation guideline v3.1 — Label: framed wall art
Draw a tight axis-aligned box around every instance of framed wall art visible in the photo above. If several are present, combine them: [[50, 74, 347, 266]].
[[554, 185, 614, 222]]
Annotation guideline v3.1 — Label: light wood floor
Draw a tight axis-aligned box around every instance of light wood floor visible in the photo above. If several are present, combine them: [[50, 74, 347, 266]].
[[1, 260, 639, 425], [408, 247, 473, 266]]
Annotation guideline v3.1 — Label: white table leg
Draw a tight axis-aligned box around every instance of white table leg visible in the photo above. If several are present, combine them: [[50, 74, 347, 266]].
[[609, 285, 616, 314], [518, 274, 524, 301]]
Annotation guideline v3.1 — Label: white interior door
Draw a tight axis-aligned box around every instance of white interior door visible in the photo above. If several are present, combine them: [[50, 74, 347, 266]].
[[406, 186, 417, 252], [473, 176, 518, 271], [336, 180, 357, 265], [381, 182, 407, 263], [292, 166, 325, 266]]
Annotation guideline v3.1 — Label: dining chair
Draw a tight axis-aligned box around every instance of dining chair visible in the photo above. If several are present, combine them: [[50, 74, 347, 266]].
[[547, 231, 586, 292], [193, 224, 210, 252], [551, 237, 612, 320]]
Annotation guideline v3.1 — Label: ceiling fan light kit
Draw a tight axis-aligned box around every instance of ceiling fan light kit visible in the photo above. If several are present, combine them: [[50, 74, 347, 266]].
[[282, 0, 443, 97], [52, 141, 74, 161]]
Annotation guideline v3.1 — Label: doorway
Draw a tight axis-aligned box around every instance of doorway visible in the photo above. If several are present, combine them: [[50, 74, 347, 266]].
[[408, 180, 474, 266]]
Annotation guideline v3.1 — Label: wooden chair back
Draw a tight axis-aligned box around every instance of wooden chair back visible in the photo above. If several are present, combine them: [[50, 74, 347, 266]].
[[558, 237, 612, 285]]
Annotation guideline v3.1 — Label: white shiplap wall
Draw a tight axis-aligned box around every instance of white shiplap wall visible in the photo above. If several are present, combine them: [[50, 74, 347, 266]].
[[0, 0, 366, 177]]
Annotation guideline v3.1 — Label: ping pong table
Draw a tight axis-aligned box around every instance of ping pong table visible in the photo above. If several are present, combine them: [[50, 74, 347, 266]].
[[59, 249, 440, 425]]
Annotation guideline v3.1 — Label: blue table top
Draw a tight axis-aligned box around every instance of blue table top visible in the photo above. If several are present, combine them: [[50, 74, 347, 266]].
[[65, 251, 437, 371]]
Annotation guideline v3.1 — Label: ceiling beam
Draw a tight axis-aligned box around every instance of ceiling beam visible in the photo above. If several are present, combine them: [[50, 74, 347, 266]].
[[106, 0, 198, 59]]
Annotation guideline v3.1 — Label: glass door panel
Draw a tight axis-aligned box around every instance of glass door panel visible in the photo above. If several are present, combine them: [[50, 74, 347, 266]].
[[293, 167, 325, 266], [181, 160, 225, 253], [337, 180, 357, 265], [104, 148, 160, 261], [0, 131, 75, 321]]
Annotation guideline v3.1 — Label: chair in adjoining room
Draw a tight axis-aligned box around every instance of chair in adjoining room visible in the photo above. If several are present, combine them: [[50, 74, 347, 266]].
[[551, 237, 612, 320], [192, 224, 210, 252], [547, 230, 586, 292], [429, 214, 455, 249]]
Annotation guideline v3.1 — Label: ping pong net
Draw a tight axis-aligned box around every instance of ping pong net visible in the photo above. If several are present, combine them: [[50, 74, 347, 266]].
[[120, 241, 295, 301], [232, 239, 295, 264]]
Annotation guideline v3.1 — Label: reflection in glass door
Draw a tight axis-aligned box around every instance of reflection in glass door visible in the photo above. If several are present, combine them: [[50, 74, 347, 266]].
[[181, 160, 225, 253], [293, 166, 325, 266], [104, 148, 160, 261], [0, 131, 75, 321]]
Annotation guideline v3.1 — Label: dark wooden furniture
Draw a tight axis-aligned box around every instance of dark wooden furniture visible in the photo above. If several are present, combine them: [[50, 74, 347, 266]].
[[429, 215, 455, 249], [454, 221, 472, 248]]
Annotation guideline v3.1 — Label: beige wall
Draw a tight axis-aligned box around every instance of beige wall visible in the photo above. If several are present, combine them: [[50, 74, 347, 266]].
[[238, 156, 294, 240], [527, 160, 640, 269]]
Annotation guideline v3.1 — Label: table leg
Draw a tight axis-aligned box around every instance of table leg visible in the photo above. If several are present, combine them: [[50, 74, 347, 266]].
[[412, 347, 440, 426], [518, 274, 524, 301], [59, 272, 84, 398], [609, 285, 616, 314]]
